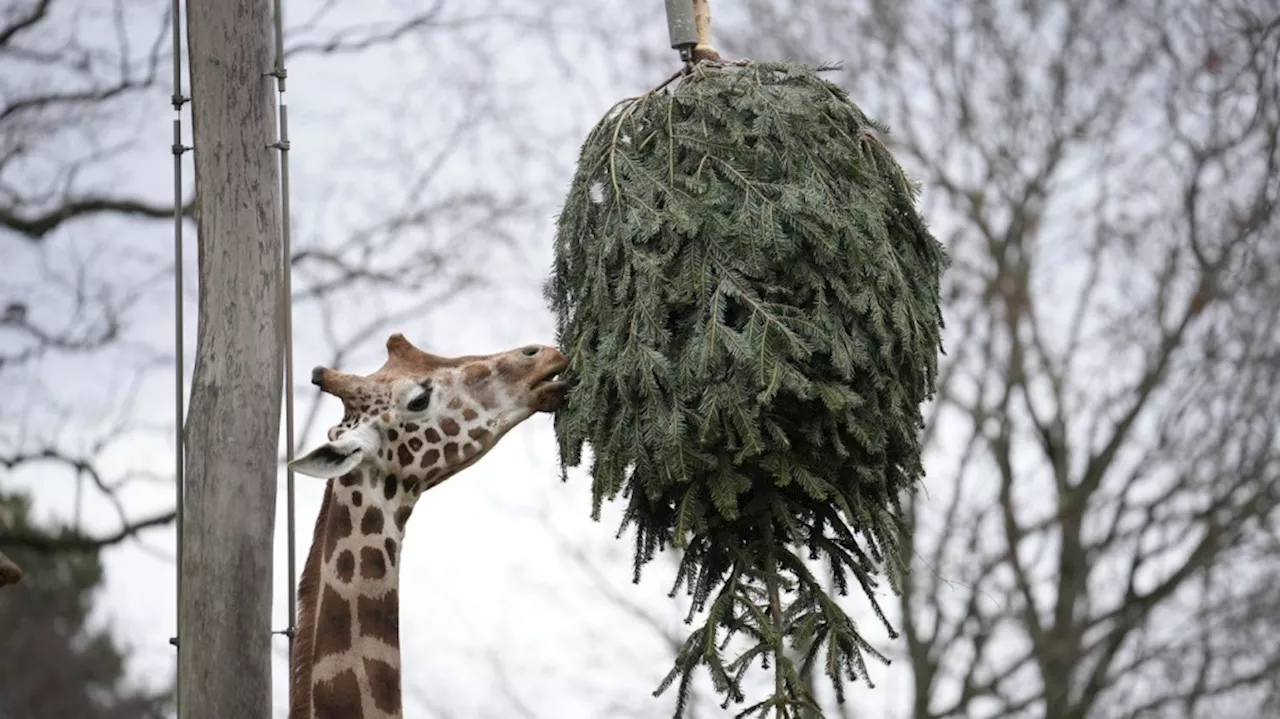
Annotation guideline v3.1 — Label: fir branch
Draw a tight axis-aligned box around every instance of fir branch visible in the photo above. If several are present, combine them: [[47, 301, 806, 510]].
[[763, 517, 795, 718]]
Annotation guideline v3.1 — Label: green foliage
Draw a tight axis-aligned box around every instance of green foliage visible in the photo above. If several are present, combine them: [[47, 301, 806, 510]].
[[548, 61, 947, 716], [0, 490, 171, 719]]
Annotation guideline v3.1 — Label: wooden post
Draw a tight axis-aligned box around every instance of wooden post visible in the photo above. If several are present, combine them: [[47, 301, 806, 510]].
[[179, 0, 282, 715]]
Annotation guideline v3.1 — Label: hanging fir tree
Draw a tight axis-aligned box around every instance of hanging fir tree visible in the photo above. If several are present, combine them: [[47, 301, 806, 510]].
[[547, 15, 947, 715]]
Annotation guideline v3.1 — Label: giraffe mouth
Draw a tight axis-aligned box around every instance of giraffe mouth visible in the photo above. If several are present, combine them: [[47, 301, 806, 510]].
[[529, 357, 570, 411], [530, 356, 569, 388], [531, 371, 565, 389]]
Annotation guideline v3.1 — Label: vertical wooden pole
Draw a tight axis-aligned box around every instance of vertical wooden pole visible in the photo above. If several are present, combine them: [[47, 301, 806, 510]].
[[691, 0, 720, 61], [180, 0, 282, 715]]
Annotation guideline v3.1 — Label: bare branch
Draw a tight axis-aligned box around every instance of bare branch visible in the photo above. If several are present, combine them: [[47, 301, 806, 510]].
[[0, 509, 174, 554], [0, 196, 192, 242]]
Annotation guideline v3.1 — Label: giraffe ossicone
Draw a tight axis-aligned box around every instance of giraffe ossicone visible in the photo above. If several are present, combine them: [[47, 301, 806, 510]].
[[287, 333, 568, 719]]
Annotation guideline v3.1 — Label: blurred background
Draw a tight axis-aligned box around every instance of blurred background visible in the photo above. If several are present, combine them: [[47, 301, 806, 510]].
[[1, 1, 1277, 717]]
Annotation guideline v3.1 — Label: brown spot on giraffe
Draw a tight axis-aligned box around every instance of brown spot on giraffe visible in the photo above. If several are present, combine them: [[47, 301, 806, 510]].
[[335, 550, 355, 583], [443, 443, 459, 463], [424, 427, 441, 443], [468, 427, 491, 442], [462, 363, 492, 383], [384, 538, 397, 566], [360, 547, 387, 579], [311, 669, 362, 719], [462, 408, 479, 422], [364, 658, 402, 714], [360, 507, 384, 535], [313, 585, 352, 659], [394, 507, 412, 532], [350, 490, 363, 507], [440, 417, 461, 436], [383, 475, 398, 500], [357, 590, 399, 647], [406, 436, 423, 451], [419, 448, 439, 469], [396, 443, 414, 467], [323, 506, 352, 563]]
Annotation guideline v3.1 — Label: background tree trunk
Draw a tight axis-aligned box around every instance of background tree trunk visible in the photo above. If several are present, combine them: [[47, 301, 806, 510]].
[[179, 0, 283, 716]]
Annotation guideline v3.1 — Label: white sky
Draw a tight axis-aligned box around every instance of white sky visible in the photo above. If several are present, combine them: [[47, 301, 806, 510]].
[[3, 1, 911, 717], [11, 1, 1265, 717]]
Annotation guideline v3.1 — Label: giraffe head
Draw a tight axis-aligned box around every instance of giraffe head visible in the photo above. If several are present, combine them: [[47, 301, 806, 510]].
[[289, 333, 568, 491], [0, 550, 21, 588]]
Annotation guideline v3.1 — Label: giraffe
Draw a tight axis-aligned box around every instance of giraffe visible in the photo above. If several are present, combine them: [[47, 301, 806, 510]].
[[286, 332, 568, 719], [0, 549, 20, 588]]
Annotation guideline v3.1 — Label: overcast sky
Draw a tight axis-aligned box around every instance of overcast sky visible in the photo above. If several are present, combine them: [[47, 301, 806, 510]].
[[3, 1, 916, 717], [19, 1, 1263, 716]]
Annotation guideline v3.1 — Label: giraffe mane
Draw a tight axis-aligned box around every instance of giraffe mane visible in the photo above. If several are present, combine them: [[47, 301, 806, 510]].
[[289, 478, 335, 719]]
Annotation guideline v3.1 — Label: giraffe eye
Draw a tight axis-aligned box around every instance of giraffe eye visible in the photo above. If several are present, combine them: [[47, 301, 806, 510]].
[[406, 384, 432, 412]]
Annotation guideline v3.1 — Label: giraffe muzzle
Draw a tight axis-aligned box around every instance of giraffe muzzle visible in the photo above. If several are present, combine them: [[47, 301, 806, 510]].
[[529, 355, 570, 412]]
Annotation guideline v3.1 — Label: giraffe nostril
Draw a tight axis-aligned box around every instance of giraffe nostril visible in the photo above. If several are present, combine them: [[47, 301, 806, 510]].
[[521, 345, 540, 357]]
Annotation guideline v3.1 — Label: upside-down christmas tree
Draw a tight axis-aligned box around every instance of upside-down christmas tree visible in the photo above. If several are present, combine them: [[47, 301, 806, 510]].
[[548, 59, 947, 717]]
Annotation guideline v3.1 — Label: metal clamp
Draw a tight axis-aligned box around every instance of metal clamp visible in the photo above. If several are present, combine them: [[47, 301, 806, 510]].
[[665, 0, 698, 62]]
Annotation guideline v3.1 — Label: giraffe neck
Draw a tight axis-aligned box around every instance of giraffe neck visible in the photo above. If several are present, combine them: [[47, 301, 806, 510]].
[[292, 470, 411, 719]]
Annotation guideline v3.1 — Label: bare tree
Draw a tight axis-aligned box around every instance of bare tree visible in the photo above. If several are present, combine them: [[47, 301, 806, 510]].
[[22, 1, 1278, 717], [0, 0, 560, 554], [0, 0, 611, 715], [0, 489, 168, 718], [259, 2, 1273, 716], [0, 0, 182, 562]]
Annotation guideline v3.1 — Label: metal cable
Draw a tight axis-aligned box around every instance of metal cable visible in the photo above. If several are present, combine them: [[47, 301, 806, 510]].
[[168, 0, 189, 714], [267, 0, 299, 665]]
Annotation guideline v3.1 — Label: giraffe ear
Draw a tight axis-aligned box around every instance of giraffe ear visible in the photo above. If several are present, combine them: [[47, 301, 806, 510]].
[[288, 438, 365, 478]]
